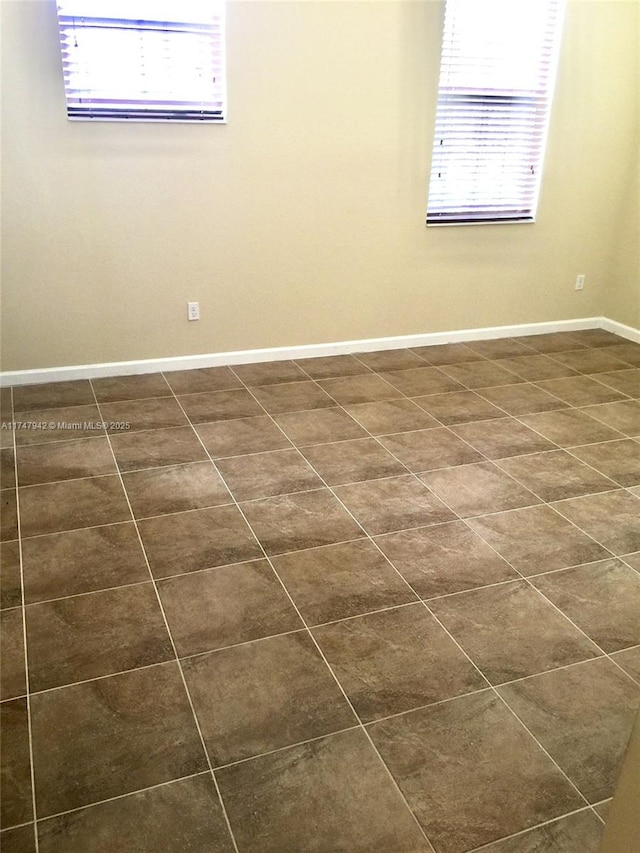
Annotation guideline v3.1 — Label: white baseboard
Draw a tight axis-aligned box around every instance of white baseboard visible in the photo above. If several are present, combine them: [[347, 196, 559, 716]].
[[1, 315, 637, 387]]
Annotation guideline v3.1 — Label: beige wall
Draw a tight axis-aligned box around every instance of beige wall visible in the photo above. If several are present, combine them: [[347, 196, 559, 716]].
[[1, 0, 638, 372]]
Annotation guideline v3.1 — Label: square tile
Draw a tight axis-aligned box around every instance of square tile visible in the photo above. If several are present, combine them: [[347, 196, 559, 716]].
[[0, 609, 25, 701], [428, 581, 601, 683], [216, 728, 431, 853], [123, 462, 231, 517], [512, 332, 586, 353], [551, 490, 640, 555], [138, 505, 262, 578], [272, 539, 417, 625], [26, 584, 173, 692], [375, 522, 518, 598], [232, 360, 309, 386], [216, 449, 322, 500], [465, 338, 536, 359], [496, 450, 618, 501], [552, 350, 630, 375], [16, 437, 116, 486], [368, 690, 583, 853], [419, 462, 539, 517], [0, 489, 17, 541], [251, 382, 334, 414], [531, 559, 640, 652], [467, 505, 609, 575], [183, 632, 356, 765], [598, 344, 640, 367], [344, 399, 439, 435], [274, 407, 366, 446], [99, 398, 188, 433], [12, 381, 94, 413], [13, 405, 105, 446], [495, 354, 579, 381], [37, 775, 235, 853], [19, 476, 131, 538], [355, 349, 426, 372], [177, 390, 263, 423], [379, 428, 483, 471], [450, 418, 556, 459], [334, 475, 455, 535], [569, 329, 625, 348], [478, 382, 568, 415], [477, 808, 603, 853], [498, 658, 640, 803], [30, 662, 207, 817], [535, 375, 627, 406], [439, 361, 525, 389], [571, 439, 640, 487], [313, 604, 486, 721], [519, 409, 623, 447], [21, 523, 149, 603], [0, 541, 21, 610], [595, 369, 640, 398], [110, 426, 209, 472], [294, 354, 371, 379], [317, 374, 401, 405], [411, 342, 483, 365], [301, 439, 406, 486], [157, 560, 303, 656], [413, 390, 505, 425], [196, 417, 291, 458], [379, 367, 464, 397], [163, 366, 242, 395], [239, 490, 363, 556], [0, 699, 32, 829], [582, 400, 640, 436], [92, 374, 171, 403]]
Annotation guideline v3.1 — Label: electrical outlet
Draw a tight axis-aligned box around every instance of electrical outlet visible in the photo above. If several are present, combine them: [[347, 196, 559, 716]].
[[187, 302, 200, 321], [575, 274, 585, 291]]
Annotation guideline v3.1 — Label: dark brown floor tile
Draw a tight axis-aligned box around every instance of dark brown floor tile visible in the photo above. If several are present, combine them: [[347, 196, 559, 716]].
[[598, 343, 640, 367], [498, 658, 640, 803], [582, 400, 640, 436], [439, 360, 525, 389], [0, 699, 32, 829], [138, 505, 262, 578], [123, 462, 231, 517], [429, 581, 601, 683], [515, 331, 586, 353], [420, 462, 539, 518], [251, 382, 334, 414], [1, 824, 36, 853], [232, 360, 309, 386], [594, 368, 640, 398], [184, 632, 356, 766], [379, 428, 483, 471], [31, 661, 207, 817], [295, 354, 371, 379], [477, 810, 604, 853], [413, 390, 505, 425], [451, 418, 555, 459], [334, 475, 455, 535], [12, 381, 94, 413], [99, 397, 188, 433], [610, 646, 640, 682], [0, 387, 12, 418], [19, 475, 131, 538], [158, 560, 303, 656], [318, 374, 401, 405], [216, 728, 431, 853], [571, 439, 640, 487], [272, 539, 417, 625], [196, 416, 291, 458], [375, 522, 518, 598], [1, 448, 15, 489], [552, 349, 630, 375], [26, 584, 173, 692], [16, 437, 116, 486], [496, 449, 618, 501], [344, 399, 439, 435], [551, 490, 640, 555], [0, 608, 25, 701], [92, 373, 171, 403], [178, 389, 263, 423], [301, 439, 406, 486], [21, 523, 148, 603], [110, 426, 209, 472], [536, 375, 627, 406], [37, 774, 235, 853], [379, 367, 464, 397], [13, 405, 104, 446], [623, 551, 640, 571], [467, 505, 609, 575], [240, 489, 363, 556], [570, 329, 625, 348], [0, 541, 21, 610], [163, 366, 242, 395], [519, 409, 623, 447], [0, 489, 18, 541], [216, 449, 322, 500], [355, 349, 426, 372], [313, 604, 486, 721], [593, 799, 611, 820], [368, 690, 583, 853], [465, 338, 536, 359], [274, 407, 367, 446], [478, 382, 568, 415], [495, 354, 580, 381], [0, 423, 12, 450], [531, 559, 640, 652], [412, 342, 484, 365]]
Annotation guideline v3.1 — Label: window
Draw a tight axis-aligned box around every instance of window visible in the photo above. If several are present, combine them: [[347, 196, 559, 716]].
[[427, 0, 564, 225], [56, 0, 226, 122]]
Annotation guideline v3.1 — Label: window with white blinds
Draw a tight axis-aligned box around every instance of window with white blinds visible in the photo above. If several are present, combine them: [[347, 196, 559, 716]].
[[56, 0, 226, 122], [427, 0, 565, 225]]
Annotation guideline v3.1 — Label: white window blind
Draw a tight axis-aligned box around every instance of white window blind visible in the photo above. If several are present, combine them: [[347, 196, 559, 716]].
[[56, 0, 226, 122], [427, 0, 564, 225]]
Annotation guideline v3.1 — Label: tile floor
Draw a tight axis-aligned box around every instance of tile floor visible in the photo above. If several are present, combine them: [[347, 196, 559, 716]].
[[1, 328, 640, 852]]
